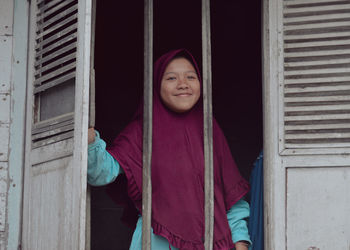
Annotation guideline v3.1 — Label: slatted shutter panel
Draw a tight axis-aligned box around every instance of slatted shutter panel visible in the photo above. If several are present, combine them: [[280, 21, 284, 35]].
[[282, 0, 350, 151], [264, 0, 350, 249], [22, 0, 92, 249], [32, 0, 78, 148]]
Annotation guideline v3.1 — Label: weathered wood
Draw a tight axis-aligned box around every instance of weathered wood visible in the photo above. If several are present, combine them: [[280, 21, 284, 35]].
[[32, 130, 74, 148], [0, 162, 9, 232], [285, 132, 350, 139], [285, 94, 350, 102], [35, 53, 76, 77], [286, 167, 350, 249], [32, 118, 73, 135], [202, 0, 214, 249], [284, 67, 350, 76], [284, 13, 350, 24], [263, 0, 287, 248], [265, 1, 350, 248], [284, 39, 350, 49], [0, 124, 9, 162], [70, 0, 91, 247], [33, 112, 74, 130], [36, 0, 65, 14], [285, 85, 350, 94], [142, 0, 153, 249], [36, 6, 77, 40], [36, 0, 77, 31], [284, 21, 350, 31], [34, 72, 75, 93], [7, 0, 29, 247], [285, 76, 350, 84], [36, 2, 77, 26], [34, 42, 76, 67], [285, 113, 350, 121], [30, 138, 74, 166], [283, 3, 350, 14], [35, 23, 77, 49], [285, 142, 350, 148], [34, 61, 76, 86], [32, 123, 74, 141], [285, 49, 350, 57], [35, 28, 77, 57], [285, 123, 350, 130], [86, 1, 96, 248], [284, 0, 350, 6], [0, 94, 10, 123], [282, 147, 350, 155], [36, 10, 77, 38], [0, 0, 13, 36], [88, 0, 96, 129], [22, 0, 91, 249], [0, 37, 12, 93], [285, 58, 350, 67], [285, 31, 350, 41]]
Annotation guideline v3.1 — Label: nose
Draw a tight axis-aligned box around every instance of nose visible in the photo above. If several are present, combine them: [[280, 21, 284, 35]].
[[177, 76, 189, 89]]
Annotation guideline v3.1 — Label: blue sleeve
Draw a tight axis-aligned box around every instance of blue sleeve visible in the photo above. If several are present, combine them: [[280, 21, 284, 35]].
[[87, 130, 122, 186], [227, 199, 252, 245]]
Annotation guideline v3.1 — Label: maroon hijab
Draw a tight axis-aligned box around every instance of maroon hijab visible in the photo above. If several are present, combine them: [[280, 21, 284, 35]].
[[107, 49, 249, 249]]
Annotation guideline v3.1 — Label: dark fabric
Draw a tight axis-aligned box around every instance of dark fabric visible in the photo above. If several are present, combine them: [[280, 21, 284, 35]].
[[248, 151, 264, 250], [107, 49, 249, 249]]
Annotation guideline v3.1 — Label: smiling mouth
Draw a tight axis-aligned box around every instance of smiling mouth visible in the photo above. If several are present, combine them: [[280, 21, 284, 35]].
[[175, 93, 192, 96]]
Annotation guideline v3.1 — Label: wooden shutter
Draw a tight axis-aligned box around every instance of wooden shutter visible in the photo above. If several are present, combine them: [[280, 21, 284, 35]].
[[22, 0, 92, 249], [264, 0, 350, 249], [282, 0, 350, 152], [31, 0, 78, 148]]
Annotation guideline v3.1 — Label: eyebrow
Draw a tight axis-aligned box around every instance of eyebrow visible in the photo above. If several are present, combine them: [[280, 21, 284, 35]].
[[164, 71, 197, 75]]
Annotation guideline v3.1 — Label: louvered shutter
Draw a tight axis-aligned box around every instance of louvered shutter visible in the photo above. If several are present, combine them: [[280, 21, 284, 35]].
[[22, 0, 92, 249], [31, 0, 78, 147], [282, 0, 350, 151], [264, 0, 350, 249]]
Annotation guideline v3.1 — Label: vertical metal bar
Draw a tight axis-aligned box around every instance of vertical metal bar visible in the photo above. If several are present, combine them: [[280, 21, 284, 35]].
[[142, 0, 153, 249], [202, 0, 214, 249]]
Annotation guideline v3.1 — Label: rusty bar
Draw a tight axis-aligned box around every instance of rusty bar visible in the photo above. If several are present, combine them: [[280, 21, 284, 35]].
[[142, 0, 153, 249], [202, 0, 214, 249]]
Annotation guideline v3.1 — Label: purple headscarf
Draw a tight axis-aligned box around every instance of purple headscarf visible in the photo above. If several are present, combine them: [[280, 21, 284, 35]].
[[107, 49, 249, 249]]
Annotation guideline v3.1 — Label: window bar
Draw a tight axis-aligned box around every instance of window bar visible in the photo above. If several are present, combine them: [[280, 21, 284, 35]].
[[202, 0, 214, 249], [142, 0, 153, 249]]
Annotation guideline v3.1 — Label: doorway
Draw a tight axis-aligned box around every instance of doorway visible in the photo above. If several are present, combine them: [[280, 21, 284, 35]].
[[91, 1, 262, 249]]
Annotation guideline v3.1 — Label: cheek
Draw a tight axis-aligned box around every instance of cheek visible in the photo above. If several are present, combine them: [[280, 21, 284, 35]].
[[160, 82, 172, 103], [193, 82, 201, 99], [160, 82, 167, 101]]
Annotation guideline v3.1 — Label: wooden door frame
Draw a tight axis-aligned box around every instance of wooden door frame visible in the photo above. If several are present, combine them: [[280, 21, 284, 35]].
[[263, 0, 286, 249]]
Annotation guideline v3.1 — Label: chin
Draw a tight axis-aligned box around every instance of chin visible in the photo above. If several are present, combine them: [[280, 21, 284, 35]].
[[174, 106, 193, 113]]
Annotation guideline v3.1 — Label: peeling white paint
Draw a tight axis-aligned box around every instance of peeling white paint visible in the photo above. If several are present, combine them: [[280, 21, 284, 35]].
[[0, 0, 13, 36], [0, 124, 9, 162], [0, 162, 8, 232], [0, 94, 10, 123], [0, 37, 12, 94]]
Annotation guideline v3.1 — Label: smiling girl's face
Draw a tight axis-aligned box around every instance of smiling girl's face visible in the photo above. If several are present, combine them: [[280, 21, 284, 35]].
[[160, 57, 201, 113]]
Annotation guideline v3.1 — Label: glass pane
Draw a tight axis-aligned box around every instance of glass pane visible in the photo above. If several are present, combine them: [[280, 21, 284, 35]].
[[39, 78, 75, 121]]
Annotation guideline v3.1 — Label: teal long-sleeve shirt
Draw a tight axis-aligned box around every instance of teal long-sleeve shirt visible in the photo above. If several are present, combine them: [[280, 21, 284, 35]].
[[88, 131, 251, 249]]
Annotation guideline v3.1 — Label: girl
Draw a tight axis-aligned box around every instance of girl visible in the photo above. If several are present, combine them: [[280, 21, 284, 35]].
[[88, 49, 251, 250]]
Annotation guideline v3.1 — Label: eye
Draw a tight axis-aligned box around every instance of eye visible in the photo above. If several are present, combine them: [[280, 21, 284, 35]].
[[187, 75, 197, 80], [166, 76, 176, 81]]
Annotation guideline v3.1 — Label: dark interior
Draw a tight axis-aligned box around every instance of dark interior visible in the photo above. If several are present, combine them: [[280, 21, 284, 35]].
[[91, 1, 262, 249]]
